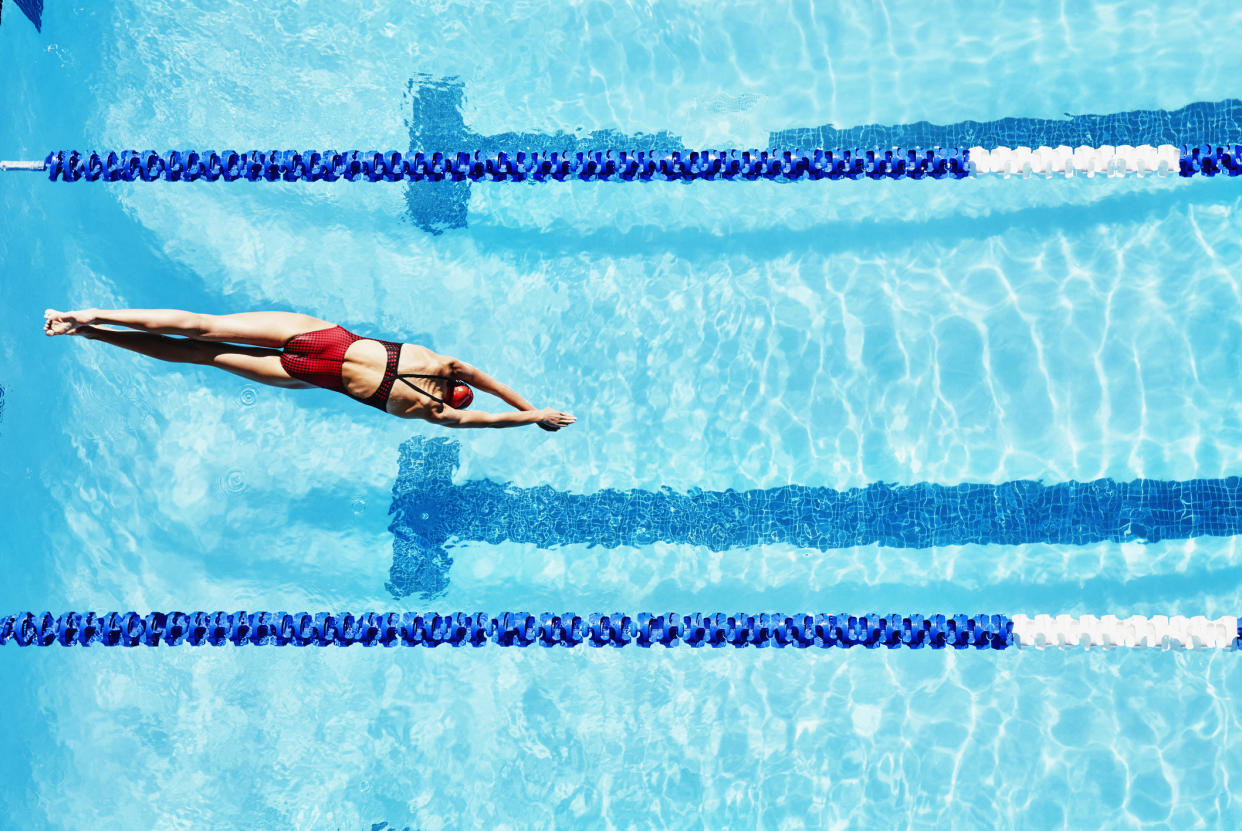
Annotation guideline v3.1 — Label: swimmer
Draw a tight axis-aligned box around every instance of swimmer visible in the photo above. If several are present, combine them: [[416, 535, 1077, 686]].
[[44, 308, 576, 430]]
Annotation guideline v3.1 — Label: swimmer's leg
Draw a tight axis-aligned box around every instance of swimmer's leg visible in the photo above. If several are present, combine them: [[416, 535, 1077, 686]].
[[77, 326, 312, 388], [45, 308, 332, 347]]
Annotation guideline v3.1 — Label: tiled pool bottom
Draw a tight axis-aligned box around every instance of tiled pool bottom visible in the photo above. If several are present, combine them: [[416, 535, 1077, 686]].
[[5, 642, 1239, 827], [7, 1, 1242, 825]]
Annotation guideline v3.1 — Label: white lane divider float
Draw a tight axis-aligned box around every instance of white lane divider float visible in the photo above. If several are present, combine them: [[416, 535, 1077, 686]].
[[1012, 615, 1238, 648], [968, 144, 1182, 177]]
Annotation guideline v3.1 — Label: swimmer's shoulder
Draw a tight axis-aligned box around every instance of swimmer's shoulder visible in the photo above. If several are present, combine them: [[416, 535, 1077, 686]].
[[401, 342, 457, 372]]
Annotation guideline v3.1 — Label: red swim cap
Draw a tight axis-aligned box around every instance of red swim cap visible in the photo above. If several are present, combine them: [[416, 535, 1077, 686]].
[[449, 382, 474, 409]]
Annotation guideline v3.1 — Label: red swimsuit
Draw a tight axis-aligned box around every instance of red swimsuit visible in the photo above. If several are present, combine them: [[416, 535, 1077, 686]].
[[281, 325, 470, 412], [280, 325, 403, 411]]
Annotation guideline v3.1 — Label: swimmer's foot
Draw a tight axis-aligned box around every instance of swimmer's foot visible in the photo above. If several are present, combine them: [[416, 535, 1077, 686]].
[[44, 308, 98, 336]]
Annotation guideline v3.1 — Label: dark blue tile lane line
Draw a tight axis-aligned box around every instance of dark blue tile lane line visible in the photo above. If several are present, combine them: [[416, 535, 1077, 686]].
[[406, 75, 683, 233], [405, 78, 1242, 233], [771, 100, 1242, 156], [387, 437, 1242, 598], [1, 0, 42, 31]]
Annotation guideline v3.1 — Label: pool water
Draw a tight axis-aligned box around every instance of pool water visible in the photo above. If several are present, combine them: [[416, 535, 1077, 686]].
[[3, 1, 1242, 827]]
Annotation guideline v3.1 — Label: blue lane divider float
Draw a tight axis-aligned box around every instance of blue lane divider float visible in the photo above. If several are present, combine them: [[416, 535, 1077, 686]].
[[38, 148, 972, 182], [28, 145, 1242, 182], [1, 611, 1014, 649]]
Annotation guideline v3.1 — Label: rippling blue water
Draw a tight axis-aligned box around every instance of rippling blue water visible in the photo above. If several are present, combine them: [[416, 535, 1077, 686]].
[[4, 1, 1242, 827]]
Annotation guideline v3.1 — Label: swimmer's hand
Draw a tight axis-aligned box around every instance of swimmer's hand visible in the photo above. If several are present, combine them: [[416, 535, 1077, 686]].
[[44, 308, 98, 336], [536, 408, 576, 431]]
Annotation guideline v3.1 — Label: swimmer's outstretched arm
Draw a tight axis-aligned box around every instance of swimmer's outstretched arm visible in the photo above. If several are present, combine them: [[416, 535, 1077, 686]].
[[445, 357, 576, 431], [433, 408, 576, 429], [446, 358, 536, 411]]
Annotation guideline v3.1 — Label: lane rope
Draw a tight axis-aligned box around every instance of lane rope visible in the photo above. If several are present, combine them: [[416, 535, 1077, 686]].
[[3, 144, 1238, 182], [1, 612, 1236, 649]]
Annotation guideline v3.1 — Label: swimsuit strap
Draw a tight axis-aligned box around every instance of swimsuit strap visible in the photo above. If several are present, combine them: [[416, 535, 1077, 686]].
[[358, 341, 403, 410], [394, 373, 460, 407]]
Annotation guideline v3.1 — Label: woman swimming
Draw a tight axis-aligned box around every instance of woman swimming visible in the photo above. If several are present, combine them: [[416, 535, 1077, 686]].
[[44, 308, 577, 430]]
